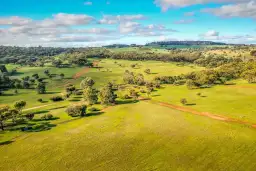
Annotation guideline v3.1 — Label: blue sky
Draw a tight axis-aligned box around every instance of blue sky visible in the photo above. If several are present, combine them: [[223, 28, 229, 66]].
[[0, 0, 255, 46]]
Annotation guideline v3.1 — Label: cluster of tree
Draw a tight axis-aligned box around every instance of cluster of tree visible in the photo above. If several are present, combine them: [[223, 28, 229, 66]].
[[107, 51, 201, 63], [80, 77, 117, 106], [186, 62, 256, 88], [153, 61, 256, 89], [0, 68, 68, 95], [194, 56, 241, 68], [0, 101, 27, 131], [65, 78, 117, 118], [251, 50, 256, 56], [123, 70, 145, 86], [0, 46, 69, 57], [154, 75, 185, 85], [146, 41, 226, 46]]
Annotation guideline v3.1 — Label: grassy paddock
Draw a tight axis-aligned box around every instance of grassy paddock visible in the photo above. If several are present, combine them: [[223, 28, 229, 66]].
[[0, 102, 256, 171], [1, 59, 256, 171]]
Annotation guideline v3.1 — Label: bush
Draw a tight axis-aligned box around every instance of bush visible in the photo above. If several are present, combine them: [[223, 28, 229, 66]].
[[50, 96, 64, 102], [119, 94, 130, 100], [37, 98, 43, 103], [41, 114, 54, 120], [180, 98, 187, 105], [25, 113, 35, 120], [66, 104, 87, 117]]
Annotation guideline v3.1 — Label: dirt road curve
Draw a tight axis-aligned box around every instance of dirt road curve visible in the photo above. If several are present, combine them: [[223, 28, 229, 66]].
[[146, 100, 256, 129]]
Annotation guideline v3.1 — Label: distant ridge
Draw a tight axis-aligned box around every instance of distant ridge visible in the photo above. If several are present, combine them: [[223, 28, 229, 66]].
[[146, 41, 226, 46]]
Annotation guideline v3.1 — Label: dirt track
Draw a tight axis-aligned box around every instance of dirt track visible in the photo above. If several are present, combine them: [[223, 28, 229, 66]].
[[57, 60, 100, 88], [145, 99, 256, 129]]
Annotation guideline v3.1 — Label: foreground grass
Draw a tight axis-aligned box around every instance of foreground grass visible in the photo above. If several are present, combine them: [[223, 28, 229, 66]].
[[0, 102, 256, 171], [152, 81, 256, 123]]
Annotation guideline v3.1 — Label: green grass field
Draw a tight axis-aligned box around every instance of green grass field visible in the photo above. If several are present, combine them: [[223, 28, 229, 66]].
[[1, 102, 256, 171], [1, 59, 256, 171]]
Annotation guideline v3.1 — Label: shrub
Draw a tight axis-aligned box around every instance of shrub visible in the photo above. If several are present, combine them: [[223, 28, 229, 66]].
[[180, 98, 187, 105], [50, 96, 64, 102], [25, 113, 35, 120], [144, 69, 151, 74], [119, 94, 130, 100], [66, 104, 87, 117], [41, 114, 54, 120]]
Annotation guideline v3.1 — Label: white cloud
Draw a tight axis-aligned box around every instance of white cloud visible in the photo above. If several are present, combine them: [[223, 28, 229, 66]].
[[0, 16, 32, 26], [46, 13, 94, 26], [118, 22, 177, 37], [119, 22, 141, 33], [199, 30, 220, 40], [199, 30, 256, 44], [202, 1, 256, 19], [154, 0, 253, 10], [98, 14, 146, 24]]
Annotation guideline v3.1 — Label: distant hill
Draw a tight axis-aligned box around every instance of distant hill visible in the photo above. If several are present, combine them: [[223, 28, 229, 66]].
[[146, 41, 226, 46], [103, 44, 131, 48]]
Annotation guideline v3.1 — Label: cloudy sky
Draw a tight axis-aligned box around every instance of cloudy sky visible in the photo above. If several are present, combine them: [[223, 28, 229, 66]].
[[0, 0, 255, 47]]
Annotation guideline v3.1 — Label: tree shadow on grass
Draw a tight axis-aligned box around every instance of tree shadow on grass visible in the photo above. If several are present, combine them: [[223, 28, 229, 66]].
[[33, 110, 49, 115], [45, 91, 61, 94], [23, 122, 57, 132], [0, 93, 14, 96], [225, 82, 236, 85], [116, 99, 139, 105], [0, 140, 14, 146], [69, 99, 81, 102], [32, 117, 60, 122], [11, 72, 24, 76], [86, 112, 104, 117], [186, 103, 197, 106]]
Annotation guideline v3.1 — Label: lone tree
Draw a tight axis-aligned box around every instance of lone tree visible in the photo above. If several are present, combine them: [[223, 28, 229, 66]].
[[44, 70, 50, 76], [32, 74, 39, 80], [14, 100, 27, 114], [37, 82, 46, 94], [99, 84, 117, 105], [80, 77, 95, 89], [66, 104, 87, 117], [60, 73, 65, 79], [83, 87, 98, 105], [65, 84, 76, 95], [180, 98, 187, 106], [0, 105, 10, 131], [144, 69, 151, 74]]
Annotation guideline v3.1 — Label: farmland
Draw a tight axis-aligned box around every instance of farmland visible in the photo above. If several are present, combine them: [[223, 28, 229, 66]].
[[0, 45, 256, 171]]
